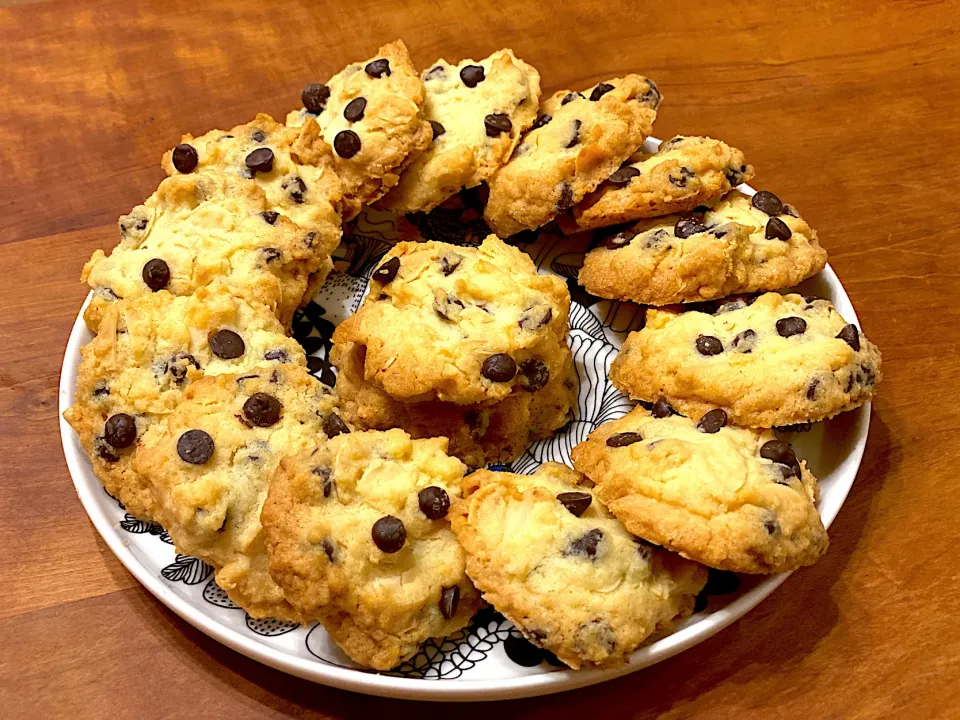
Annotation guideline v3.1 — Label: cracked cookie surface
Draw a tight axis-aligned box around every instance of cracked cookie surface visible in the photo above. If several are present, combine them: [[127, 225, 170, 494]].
[[451, 462, 706, 669], [262, 429, 481, 670], [572, 405, 829, 573], [610, 292, 882, 426]]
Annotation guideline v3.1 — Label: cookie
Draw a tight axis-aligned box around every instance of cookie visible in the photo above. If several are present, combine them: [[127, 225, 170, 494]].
[[135, 364, 346, 620], [484, 75, 661, 237], [63, 284, 306, 521], [162, 112, 342, 251], [331, 339, 575, 468], [287, 40, 432, 220], [571, 405, 829, 573], [262, 429, 482, 669], [578, 190, 828, 305], [450, 463, 706, 669], [332, 234, 571, 405], [560, 135, 754, 233], [610, 292, 882, 427], [82, 171, 333, 331], [377, 49, 541, 215]]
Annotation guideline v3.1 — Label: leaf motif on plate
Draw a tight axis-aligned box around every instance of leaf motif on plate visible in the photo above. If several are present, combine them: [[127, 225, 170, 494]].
[[202, 578, 240, 609], [160, 554, 213, 585], [387, 607, 513, 680], [246, 615, 300, 637]]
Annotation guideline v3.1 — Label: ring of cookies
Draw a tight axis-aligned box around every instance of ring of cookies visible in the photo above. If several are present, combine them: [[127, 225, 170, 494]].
[[65, 39, 882, 672]]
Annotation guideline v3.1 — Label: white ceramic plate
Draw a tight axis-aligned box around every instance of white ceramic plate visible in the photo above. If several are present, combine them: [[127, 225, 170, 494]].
[[59, 155, 870, 701]]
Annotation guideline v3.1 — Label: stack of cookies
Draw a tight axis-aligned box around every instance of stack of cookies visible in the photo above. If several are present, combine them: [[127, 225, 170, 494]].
[[65, 38, 883, 674]]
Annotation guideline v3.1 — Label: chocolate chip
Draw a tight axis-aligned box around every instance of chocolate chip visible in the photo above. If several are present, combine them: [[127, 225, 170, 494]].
[[561, 118, 581, 149], [460, 64, 485, 87], [556, 183, 574, 211], [168, 351, 200, 382], [334, 130, 361, 158], [312, 466, 335, 498], [752, 190, 783, 216], [373, 256, 400, 284], [302, 83, 330, 113], [669, 166, 696, 188], [483, 112, 512, 138], [439, 585, 460, 619], [250, 129, 266, 143], [262, 348, 288, 362], [481, 353, 517, 382], [674, 213, 708, 238], [425, 65, 445, 81], [519, 359, 549, 392], [697, 409, 728, 433], [104, 413, 137, 448], [782, 204, 799, 218], [418, 486, 451, 520], [837, 324, 860, 351], [261, 247, 282, 263], [641, 79, 662, 108], [433, 289, 464, 321], [261, 211, 279, 225], [142, 259, 170, 291], [764, 516, 780, 535], [320, 538, 336, 561], [696, 335, 724, 356], [322, 412, 349, 438], [519, 305, 552, 330], [590, 82, 614, 101], [606, 431, 643, 447], [607, 166, 640, 186], [209, 329, 245, 359], [439, 252, 462, 275], [372, 516, 406, 553], [365, 58, 391, 78], [557, 491, 592, 517], [242, 393, 282, 427], [732, 328, 757, 353], [565, 528, 603, 559], [725, 166, 745, 185], [177, 429, 215, 464], [776, 317, 807, 338], [531, 114, 552, 130], [651, 397, 674, 418], [343, 96, 367, 122], [561, 92, 583, 105], [765, 217, 792, 240], [245, 147, 274, 174], [806, 378, 821, 400], [430, 120, 445, 140], [96, 438, 120, 463], [284, 176, 307, 204], [601, 227, 637, 249], [760, 440, 801, 478], [171, 143, 198, 173]]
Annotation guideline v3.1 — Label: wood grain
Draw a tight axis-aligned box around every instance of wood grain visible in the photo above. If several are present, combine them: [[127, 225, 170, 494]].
[[1, 0, 959, 716]]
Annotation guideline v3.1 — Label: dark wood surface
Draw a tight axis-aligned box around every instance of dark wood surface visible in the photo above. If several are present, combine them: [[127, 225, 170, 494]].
[[2, 0, 959, 717]]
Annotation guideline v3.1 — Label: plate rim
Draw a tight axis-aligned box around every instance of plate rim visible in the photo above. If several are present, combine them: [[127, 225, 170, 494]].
[[58, 251, 870, 701]]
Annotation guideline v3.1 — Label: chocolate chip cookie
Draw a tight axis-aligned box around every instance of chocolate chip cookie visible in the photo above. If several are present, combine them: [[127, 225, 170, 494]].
[[610, 292, 882, 426], [135, 364, 346, 620], [484, 75, 660, 236], [331, 339, 575, 468], [82, 171, 333, 331], [64, 284, 306, 521], [450, 462, 707, 669], [162, 112, 343, 251], [287, 40, 432, 219], [572, 405, 829, 573], [262, 429, 481, 669], [578, 190, 828, 305], [377, 49, 541, 215], [560, 135, 754, 233], [332, 234, 572, 405]]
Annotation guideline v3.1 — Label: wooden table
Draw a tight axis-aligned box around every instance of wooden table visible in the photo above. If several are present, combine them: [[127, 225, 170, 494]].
[[2, 0, 958, 716]]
